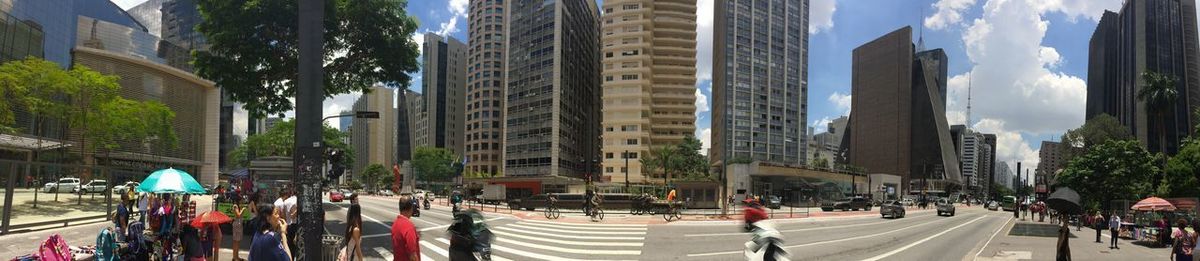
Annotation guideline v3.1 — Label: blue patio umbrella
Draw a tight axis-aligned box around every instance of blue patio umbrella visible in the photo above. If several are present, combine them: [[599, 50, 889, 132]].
[[136, 168, 207, 194]]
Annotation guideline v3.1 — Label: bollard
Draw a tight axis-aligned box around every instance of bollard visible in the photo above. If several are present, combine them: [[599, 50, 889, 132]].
[[322, 234, 343, 261]]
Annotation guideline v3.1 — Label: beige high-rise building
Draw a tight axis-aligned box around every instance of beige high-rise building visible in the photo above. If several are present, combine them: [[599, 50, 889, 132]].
[[465, 0, 505, 177], [351, 85, 397, 175], [600, 0, 697, 184]]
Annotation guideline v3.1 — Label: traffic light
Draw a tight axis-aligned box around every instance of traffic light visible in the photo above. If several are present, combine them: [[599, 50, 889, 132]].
[[327, 149, 345, 181]]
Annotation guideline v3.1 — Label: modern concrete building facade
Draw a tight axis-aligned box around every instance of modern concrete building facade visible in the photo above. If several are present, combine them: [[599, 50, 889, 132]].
[[1035, 140, 1066, 195], [465, 0, 506, 177], [712, 0, 810, 168], [351, 86, 397, 178], [599, 0, 698, 184], [844, 26, 962, 195], [405, 90, 427, 151], [503, 0, 602, 178], [419, 33, 467, 157], [1087, 0, 1200, 155], [959, 130, 981, 191]]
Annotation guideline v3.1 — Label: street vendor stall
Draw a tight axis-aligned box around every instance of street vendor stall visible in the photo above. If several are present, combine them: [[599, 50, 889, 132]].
[[134, 168, 208, 260], [1127, 197, 1177, 244]]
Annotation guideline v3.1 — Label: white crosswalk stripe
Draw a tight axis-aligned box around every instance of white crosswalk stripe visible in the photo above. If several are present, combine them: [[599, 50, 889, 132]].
[[398, 219, 647, 260]]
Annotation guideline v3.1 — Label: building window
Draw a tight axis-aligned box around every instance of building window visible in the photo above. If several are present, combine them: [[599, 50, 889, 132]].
[[621, 74, 639, 80], [606, 152, 614, 159], [626, 139, 638, 145], [622, 4, 638, 10], [628, 153, 638, 159], [606, 167, 615, 173]]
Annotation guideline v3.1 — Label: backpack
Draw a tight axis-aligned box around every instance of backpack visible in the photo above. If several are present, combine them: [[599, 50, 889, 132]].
[[94, 228, 118, 261], [38, 234, 72, 261]]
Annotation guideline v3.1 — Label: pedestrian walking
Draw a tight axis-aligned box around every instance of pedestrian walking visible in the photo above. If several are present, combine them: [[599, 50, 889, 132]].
[[340, 204, 364, 261], [231, 201, 245, 261], [1093, 211, 1104, 243], [1171, 219, 1193, 261], [249, 205, 291, 260], [1057, 216, 1071, 261], [1109, 211, 1121, 249], [391, 195, 420, 261]]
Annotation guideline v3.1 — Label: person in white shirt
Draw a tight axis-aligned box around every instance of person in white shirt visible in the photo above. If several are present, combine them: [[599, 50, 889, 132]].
[[1109, 211, 1122, 249], [273, 187, 299, 258]]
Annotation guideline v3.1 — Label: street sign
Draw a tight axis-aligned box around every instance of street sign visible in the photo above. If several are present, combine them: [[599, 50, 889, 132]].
[[355, 111, 380, 119]]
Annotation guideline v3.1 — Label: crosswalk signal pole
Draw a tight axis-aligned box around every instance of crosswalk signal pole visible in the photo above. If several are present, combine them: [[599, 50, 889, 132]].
[[295, 0, 324, 259]]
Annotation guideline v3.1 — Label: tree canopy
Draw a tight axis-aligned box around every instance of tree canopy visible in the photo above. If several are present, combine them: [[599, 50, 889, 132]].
[[641, 136, 712, 183], [227, 119, 352, 168], [412, 146, 457, 182], [1056, 139, 1159, 211], [194, 0, 421, 118], [1161, 138, 1200, 197], [358, 163, 389, 191], [0, 58, 177, 157]]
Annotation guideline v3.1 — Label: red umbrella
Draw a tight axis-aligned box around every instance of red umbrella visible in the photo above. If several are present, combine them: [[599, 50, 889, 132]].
[[1131, 197, 1177, 211], [191, 210, 233, 228]]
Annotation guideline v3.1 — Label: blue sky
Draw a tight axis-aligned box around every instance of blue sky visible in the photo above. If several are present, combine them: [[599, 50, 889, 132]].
[[112, 0, 1169, 184]]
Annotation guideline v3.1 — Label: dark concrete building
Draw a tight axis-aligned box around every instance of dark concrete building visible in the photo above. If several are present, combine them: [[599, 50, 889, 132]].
[[1087, 0, 1200, 155], [844, 26, 962, 195], [503, 0, 602, 178]]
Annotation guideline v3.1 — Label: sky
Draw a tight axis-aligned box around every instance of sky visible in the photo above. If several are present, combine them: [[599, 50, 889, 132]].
[[109, 0, 1175, 186]]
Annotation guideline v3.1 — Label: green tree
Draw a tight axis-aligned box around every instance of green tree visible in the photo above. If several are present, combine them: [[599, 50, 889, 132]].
[[676, 136, 712, 181], [358, 163, 388, 191], [194, 0, 421, 118], [1161, 138, 1200, 197], [1057, 140, 1159, 211], [1140, 71, 1180, 155], [412, 147, 456, 182], [1060, 114, 1133, 158], [227, 119, 353, 168]]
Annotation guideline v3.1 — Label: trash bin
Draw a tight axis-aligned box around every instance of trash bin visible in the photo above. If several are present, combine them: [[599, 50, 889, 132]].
[[322, 234, 344, 261]]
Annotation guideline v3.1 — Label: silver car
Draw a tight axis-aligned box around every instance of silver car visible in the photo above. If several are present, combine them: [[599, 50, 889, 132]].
[[936, 198, 956, 216], [880, 200, 906, 218]]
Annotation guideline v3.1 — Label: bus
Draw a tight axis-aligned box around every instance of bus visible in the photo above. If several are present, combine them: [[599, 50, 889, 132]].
[[1001, 196, 1017, 211]]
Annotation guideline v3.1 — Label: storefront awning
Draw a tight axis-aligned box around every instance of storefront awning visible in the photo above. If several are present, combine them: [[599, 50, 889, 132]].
[[0, 134, 71, 152]]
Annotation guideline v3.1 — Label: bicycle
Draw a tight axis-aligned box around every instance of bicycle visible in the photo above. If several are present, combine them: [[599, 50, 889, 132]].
[[544, 205, 561, 219], [663, 201, 681, 222], [588, 205, 605, 222]]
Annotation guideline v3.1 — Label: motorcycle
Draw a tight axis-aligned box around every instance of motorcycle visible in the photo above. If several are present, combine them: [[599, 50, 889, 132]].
[[423, 197, 431, 210], [744, 221, 789, 261]]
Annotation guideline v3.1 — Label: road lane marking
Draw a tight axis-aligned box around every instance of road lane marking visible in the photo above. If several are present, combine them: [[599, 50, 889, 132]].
[[492, 226, 645, 240], [420, 240, 449, 257], [507, 223, 645, 235], [373, 247, 393, 260], [688, 213, 979, 257], [973, 215, 1014, 260], [489, 228, 644, 247], [860, 215, 989, 261], [684, 215, 938, 237], [516, 221, 648, 231], [518, 218, 647, 227], [490, 236, 642, 255], [434, 238, 632, 261]]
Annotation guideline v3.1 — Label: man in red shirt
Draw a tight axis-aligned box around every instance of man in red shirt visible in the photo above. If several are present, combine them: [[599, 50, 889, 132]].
[[391, 195, 420, 261]]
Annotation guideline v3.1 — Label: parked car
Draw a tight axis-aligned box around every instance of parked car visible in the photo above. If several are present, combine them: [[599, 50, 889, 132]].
[[936, 198, 956, 216], [330, 190, 345, 202], [986, 201, 999, 211], [901, 198, 915, 206], [340, 189, 356, 199], [880, 200, 906, 218], [765, 195, 782, 209], [377, 189, 394, 196], [112, 181, 139, 194], [821, 197, 871, 211], [43, 178, 81, 193], [73, 180, 108, 194]]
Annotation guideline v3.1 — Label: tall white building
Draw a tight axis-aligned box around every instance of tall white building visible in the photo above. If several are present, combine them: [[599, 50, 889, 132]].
[[960, 130, 983, 190]]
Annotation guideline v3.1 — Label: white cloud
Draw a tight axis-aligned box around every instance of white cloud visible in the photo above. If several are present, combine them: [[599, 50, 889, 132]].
[[828, 92, 851, 115], [924, 0, 976, 30], [695, 89, 710, 116], [810, 117, 833, 133], [1038, 46, 1062, 68], [973, 119, 1040, 175], [696, 0, 715, 83], [112, 0, 148, 10], [436, 17, 461, 36], [809, 0, 837, 34], [1031, 0, 1123, 22], [434, 0, 469, 36], [698, 128, 712, 155], [323, 92, 362, 120], [412, 34, 426, 57]]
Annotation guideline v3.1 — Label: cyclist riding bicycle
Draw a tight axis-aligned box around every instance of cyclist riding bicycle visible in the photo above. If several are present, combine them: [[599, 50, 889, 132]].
[[547, 193, 558, 209], [585, 190, 603, 216]]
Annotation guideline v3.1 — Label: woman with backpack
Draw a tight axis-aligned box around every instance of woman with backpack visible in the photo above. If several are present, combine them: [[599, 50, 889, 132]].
[[339, 204, 364, 261]]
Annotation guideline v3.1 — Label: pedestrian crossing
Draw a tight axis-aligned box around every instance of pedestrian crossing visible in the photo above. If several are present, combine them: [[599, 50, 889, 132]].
[[413, 219, 648, 261]]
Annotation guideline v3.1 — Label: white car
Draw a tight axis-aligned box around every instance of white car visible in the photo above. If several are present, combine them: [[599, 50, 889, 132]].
[[43, 178, 80, 193], [74, 180, 108, 194], [900, 198, 915, 206], [113, 181, 140, 194]]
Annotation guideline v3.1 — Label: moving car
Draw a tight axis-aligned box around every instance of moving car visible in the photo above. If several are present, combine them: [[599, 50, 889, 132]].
[[765, 195, 782, 209], [73, 180, 108, 194], [936, 198, 956, 216], [901, 198, 915, 206], [330, 190, 345, 202], [821, 197, 871, 211], [880, 200, 905, 218], [377, 189, 394, 196], [986, 201, 999, 211], [43, 178, 81, 193], [112, 181, 139, 194]]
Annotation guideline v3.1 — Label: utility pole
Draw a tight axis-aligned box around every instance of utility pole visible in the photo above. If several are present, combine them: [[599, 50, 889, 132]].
[[624, 150, 629, 191], [295, 0, 324, 258]]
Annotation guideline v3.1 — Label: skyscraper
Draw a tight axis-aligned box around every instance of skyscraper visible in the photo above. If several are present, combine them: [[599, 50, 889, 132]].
[[504, 0, 602, 178], [465, 0, 506, 177], [712, 0, 810, 167], [1087, 0, 1200, 155], [351, 86, 397, 178], [599, 0, 697, 184], [844, 26, 962, 194], [419, 33, 467, 156]]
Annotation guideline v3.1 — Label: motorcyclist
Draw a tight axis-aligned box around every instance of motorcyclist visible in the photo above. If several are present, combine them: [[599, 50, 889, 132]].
[[451, 190, 464, 213], [744, 220, 789, 261], [449, 209, 493, 261], [743, 199, 768, 232], [423, 194, 431, 210]]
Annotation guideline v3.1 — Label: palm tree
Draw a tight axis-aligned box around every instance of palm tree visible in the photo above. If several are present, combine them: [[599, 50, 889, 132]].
[[640, 146, 678, 185], [1139, 71, 1179, 187]]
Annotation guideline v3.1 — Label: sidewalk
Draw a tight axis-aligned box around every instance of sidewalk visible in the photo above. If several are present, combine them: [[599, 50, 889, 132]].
[[976, 216, 1170, 260]]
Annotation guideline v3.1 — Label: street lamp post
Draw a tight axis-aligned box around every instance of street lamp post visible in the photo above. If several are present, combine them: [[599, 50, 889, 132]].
[[624, 150, 630, 191]]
